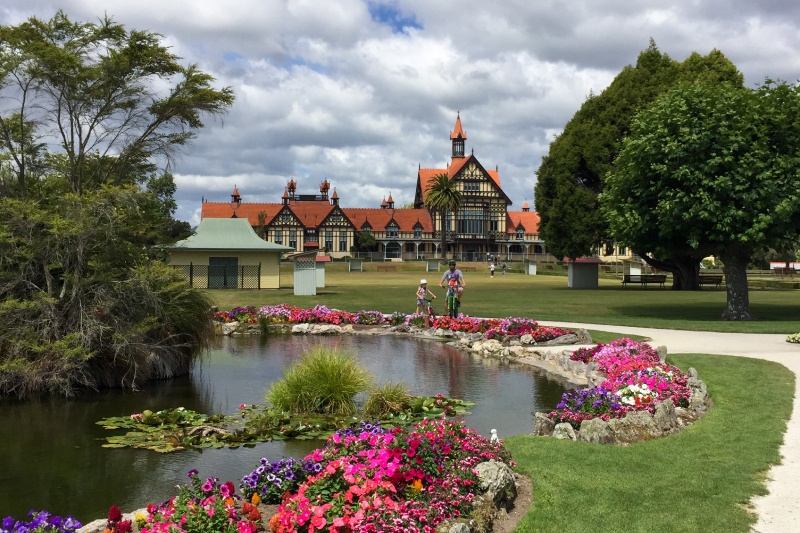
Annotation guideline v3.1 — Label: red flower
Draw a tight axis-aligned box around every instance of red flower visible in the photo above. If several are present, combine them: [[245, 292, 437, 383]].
[[107, 505, 122, 523]]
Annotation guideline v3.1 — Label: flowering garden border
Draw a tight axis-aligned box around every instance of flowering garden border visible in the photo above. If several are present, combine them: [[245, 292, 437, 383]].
[[546, 338, 694, 429], [213, 304, 574, 343]]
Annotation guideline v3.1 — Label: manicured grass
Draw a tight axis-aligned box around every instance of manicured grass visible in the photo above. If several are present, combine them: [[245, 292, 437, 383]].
[[204, 265, 800, 333], [504, 354, 794, 532]]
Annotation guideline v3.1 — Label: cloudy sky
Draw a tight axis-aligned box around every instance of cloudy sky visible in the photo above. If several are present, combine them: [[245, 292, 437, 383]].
[[3, 1, 799, 224]]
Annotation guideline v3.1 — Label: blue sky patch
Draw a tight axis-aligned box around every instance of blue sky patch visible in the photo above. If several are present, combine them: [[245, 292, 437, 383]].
[[368, 1, 422, 33]]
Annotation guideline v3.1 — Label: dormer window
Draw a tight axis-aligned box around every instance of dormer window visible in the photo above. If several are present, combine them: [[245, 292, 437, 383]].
[[516, 227, 524, 240], [414, 225, 422, 239], [362, 224, 372, 233], [386, 225, 398, 238]]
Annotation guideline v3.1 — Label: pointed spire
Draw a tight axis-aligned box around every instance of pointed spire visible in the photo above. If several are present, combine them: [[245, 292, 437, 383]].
[[451, 113, 466, 159], [450, 111, 467, 140]]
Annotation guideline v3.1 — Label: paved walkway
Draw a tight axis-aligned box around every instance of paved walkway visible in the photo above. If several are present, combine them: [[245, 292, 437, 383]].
[[539, 322, 800, 533]]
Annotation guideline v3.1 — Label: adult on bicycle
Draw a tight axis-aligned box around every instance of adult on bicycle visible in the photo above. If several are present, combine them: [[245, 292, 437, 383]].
[[439, 259, 465, 309]]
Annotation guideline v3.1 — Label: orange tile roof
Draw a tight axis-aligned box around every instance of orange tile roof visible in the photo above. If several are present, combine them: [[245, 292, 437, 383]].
[[341, 208, 433, 233], [417, 155, 503, 205], [201, 202, 284, 225], [203, 201, 434, 233], [507, 210, 540, 234], [450, 114, 467, 140]]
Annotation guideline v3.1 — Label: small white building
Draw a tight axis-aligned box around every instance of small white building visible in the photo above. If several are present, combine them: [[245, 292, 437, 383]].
[[566, 257, 604, 289]]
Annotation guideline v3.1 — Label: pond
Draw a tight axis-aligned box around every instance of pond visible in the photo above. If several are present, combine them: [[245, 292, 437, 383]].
[[0, 334, 569, 523]]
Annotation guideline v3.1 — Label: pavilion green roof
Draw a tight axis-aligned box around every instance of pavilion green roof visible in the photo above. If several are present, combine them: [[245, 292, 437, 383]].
[[169, 218, 294, 252]]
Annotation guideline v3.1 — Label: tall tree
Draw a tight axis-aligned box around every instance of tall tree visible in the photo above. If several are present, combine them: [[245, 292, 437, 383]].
[[424, 172, 462, 258], [535, 41, 743, 287], [0, 10, 234, 197], [0, 11, 233, 398], [602, 80, 800, 320]]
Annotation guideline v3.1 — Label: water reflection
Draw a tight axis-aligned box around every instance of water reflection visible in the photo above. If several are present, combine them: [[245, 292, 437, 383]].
[[0, 334, 567, 522]]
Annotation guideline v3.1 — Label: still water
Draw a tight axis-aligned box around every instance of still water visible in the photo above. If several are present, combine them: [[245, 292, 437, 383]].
[[0, 334, 568, 522]]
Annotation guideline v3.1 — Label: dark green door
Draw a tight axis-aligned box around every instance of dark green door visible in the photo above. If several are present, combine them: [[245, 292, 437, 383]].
[[208, 257, 238, 289]]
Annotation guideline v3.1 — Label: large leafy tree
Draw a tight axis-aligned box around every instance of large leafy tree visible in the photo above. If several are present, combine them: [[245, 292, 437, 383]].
[[602, 81, 800, 320], [0, 11, 234, 398], [0, 10, 234, 197], [425, 172, 462, 258], [535, 41, 743, 287]]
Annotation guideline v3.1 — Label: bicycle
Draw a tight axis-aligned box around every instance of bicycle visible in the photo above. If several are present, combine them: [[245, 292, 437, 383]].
[[445, 279, 460, 318]]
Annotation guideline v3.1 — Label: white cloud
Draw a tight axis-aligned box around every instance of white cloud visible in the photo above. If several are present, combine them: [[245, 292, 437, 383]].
[[3, 0, 799, 222]]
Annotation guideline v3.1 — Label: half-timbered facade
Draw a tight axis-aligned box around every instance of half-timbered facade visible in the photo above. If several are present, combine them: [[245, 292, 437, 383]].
[[200, 116, 547, 261]]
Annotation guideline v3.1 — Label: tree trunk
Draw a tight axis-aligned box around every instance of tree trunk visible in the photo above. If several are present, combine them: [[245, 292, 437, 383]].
[[718, 251, 755, 321], [639, 254, 701, 290], [439, 211, 447, 259]]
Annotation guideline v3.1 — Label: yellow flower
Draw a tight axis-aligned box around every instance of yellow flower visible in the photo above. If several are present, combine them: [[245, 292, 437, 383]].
[[251, 493, 261, 504], [411, 479, 423, 490]]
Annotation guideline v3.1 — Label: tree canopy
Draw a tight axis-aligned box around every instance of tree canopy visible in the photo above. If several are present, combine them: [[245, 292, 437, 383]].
[[0, 10, 234, 197], [601, 80, 800, 320], [534, 40, 743, 282], [0, 11, 234, 398]]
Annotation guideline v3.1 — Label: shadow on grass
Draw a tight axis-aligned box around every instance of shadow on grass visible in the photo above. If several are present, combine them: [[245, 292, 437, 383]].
[[611, 303, 800, 323]]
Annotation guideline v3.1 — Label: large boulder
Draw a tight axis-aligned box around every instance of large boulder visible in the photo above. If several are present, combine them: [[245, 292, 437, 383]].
[[552, 422, 577, 440], [578, 418, 613, 444], [653, 400, 678, 432], [608, 411, 659, 443], [474, 461, 517, 510], [534, 412, 555, 436]]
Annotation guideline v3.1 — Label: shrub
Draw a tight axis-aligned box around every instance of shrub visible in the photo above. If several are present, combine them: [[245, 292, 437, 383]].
[[265, 347, 372, 415], [363, 381, 412, 418]]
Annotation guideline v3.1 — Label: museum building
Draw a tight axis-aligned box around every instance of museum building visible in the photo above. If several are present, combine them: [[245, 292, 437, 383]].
[[200, 115, 547, 261]]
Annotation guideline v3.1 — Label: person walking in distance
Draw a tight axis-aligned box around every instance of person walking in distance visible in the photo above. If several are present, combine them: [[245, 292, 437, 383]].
[[501, 262, 507, 276], [489, 262, 495, 277], [439, 260, 465, 308]]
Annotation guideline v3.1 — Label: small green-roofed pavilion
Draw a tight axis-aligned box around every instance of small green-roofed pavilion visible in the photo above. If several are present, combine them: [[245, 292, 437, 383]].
[[166, 218, 293, 289]]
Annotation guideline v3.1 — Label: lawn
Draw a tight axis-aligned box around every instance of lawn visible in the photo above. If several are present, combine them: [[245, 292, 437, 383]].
[[505, 354, 793, 533], [202, 267, 797, 532], [204, 263, 800, 333]]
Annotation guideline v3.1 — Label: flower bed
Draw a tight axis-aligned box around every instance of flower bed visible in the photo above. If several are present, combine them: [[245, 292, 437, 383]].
[[213, 304, 572, 343], [244, 418, 515, 532], [16, 419, 515, 533], [1, 511, 82, 533], [547, 338, 692, 429]]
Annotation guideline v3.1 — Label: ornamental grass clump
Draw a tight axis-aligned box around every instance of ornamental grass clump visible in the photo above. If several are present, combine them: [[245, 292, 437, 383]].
[[265, 347, 372, 415], [269, 418, 514, 533], [363, 381, 412, 418]]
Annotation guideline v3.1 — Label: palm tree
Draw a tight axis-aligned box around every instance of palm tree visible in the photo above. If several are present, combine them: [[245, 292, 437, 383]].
[[425, 172, 462, 259]]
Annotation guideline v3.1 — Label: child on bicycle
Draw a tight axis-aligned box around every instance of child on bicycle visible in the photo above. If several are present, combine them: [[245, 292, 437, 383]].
[[416, 279, 436, 315], [439, 260, 465, 308]]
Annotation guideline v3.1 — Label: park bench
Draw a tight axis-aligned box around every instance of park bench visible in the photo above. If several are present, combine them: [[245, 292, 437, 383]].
[[698, 274, 723, 288], [774, 267, 797, 277], [622, 274, 667, 288], [376, 264, 397, 272]]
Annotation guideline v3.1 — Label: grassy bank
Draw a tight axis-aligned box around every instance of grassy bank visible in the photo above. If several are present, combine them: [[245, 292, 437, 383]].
[[505, 354, 794, 532], [204, 265, 800, 333]]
